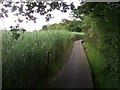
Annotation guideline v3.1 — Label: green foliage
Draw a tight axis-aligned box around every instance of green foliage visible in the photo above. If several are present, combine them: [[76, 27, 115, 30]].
[[66, 20, 82, 32], [10, 26, 26, 39], [84, 42, 108, 88], [71, 32, 84, 41], [77, 2, 120, 88], [47, 23, 65, 30], [42, 25, 48, 31], [46, 19, 82, 32], [2, 30, 83, 88]]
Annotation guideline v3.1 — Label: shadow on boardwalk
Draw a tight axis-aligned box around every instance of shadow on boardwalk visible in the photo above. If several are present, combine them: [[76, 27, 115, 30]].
[[52, 40, 94, 89]]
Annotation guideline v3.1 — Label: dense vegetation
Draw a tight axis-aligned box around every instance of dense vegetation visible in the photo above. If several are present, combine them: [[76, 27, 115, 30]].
[[2, 30, 83, 88], [74, 2, 120, 88], [42, 19, 82, 32], [1, 1, 120, 89]]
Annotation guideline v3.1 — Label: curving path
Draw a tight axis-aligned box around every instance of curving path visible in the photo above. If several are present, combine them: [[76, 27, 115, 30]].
[[53, 40, 94, 89]]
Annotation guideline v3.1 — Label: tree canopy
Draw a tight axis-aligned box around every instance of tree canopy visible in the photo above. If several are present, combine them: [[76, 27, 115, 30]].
[[0, 1, 76, 22]]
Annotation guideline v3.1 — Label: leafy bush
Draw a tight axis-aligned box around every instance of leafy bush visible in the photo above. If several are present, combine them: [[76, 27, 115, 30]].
[[82, 9, 119, 88], [46, 20, 82, 32]]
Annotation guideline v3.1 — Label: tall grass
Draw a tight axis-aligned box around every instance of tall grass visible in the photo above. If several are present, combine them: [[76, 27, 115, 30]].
[[2, 30, 83, 88]]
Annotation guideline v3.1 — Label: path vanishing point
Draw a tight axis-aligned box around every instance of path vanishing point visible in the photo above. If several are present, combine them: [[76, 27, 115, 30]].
[[53, 40, 94, 89]]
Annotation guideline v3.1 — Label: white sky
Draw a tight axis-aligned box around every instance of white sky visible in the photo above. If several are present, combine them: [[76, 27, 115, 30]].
[[0, 0, 81, 31]]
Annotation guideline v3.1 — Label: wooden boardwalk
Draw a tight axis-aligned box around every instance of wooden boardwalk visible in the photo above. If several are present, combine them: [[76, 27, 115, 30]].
[[53, 40, 94, 88]]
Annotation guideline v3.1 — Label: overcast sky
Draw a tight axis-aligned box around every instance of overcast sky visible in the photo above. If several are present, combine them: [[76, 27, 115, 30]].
[[0, 0, 81, 31]]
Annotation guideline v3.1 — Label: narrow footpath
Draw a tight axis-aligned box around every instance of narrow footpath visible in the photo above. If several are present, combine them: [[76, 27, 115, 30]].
[[53, 40, 94, 88]]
